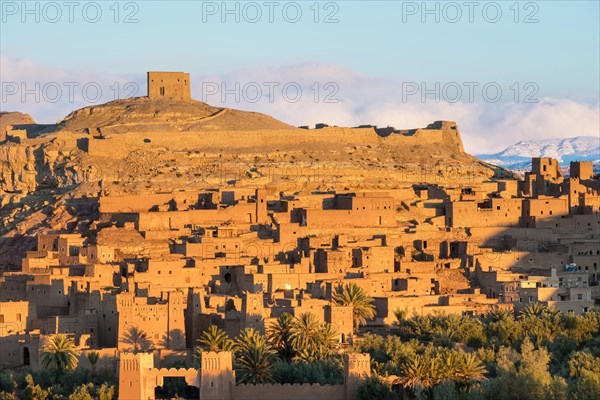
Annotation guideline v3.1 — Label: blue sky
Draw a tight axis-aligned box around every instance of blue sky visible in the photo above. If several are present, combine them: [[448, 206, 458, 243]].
[[1, 1, 599, 152]]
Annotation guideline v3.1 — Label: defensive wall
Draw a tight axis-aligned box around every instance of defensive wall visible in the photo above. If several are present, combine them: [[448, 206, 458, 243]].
[[82, 125, 463, 159], [119, 351, 370, 400]]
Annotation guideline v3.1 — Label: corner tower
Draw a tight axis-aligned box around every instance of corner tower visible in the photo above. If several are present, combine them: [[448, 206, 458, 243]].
[[344, 353, 371, 400], [200, 351, 235, 400], [118, 352, 154, 400]]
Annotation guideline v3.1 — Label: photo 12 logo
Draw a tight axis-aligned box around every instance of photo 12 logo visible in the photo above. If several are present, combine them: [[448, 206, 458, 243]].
[[201, 81, 340, 104], [1, 1, 140, 24], [1, 81, 140, 104], [401, 81, 540, 104], [401, 1, 540, 23], [201, 1, 340, 23]]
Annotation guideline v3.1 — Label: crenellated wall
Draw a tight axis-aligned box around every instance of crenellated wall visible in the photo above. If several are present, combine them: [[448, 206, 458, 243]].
[[118, 351, 370, 400]]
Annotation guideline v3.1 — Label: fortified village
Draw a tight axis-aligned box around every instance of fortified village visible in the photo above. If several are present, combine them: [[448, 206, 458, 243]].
[[0, 72, 599, 399]]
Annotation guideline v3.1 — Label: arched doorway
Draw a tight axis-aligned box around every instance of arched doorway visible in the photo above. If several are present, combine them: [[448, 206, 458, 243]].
[[23, 347, 30, 366]]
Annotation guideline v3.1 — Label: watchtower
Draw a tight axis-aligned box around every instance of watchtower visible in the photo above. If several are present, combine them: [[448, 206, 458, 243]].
[[570, 161, 594, 180], [200, 351, 235, 400], [255, 189, 267, 224], [165, 290, 187, 349], [118, 352, 155, 400], [241, 292, 265, 333], [344, 353, 371, 400], [532, 157, 562, 181], [325, 304, 353, 344], [147, 71, 191, 100]]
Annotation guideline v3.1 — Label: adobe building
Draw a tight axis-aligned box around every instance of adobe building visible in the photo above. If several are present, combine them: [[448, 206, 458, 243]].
[[147, 71, 191, 100]]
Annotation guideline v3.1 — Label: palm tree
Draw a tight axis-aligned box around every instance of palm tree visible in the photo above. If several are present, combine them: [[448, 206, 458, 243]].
[[235, 327, 266, 353], [292, 320, 339, 362], [394, 309, 408, 324], [485, 307, 513, 323], [437, 351, 460, 380], [289, 313, 322, 356], [455, 353, 487, 384], [317, 322, 339, 356], [87, 351, 100, 375], [235, 345, 277, 384], [432, 327, 459, 347], [199, 325, 233, 353], [399, 354, 441, 390], [521, 302, 547, 319], [121, 326, 151, 353], [234, 328, 277, 384], [333, 283, 376, 330], [266, 313, 295, 362], [41, 334, 79, 378]]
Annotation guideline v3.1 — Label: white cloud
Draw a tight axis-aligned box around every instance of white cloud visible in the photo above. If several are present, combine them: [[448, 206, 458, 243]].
[[1, 55, 143, 123], [2, 56, 598, 154]]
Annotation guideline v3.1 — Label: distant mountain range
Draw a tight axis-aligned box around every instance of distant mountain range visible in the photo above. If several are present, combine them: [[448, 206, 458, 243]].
[[477, 136, 600, 173]]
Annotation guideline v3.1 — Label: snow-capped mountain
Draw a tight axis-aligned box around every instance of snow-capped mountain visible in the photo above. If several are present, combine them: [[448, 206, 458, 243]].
[[476, 136, 600, 172]]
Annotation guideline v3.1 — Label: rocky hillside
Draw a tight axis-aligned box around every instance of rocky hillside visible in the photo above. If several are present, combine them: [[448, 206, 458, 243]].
[[52, 97, 295, 134], [0, 112, 35, 141], [0, 98, 503, 269]]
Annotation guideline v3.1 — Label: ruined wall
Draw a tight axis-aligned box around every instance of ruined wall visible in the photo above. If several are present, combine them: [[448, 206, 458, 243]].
[[85, 124, 463, 159]]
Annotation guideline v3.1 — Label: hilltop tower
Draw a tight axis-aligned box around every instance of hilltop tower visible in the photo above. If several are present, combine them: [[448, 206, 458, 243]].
[[147, 71, 191, 100]]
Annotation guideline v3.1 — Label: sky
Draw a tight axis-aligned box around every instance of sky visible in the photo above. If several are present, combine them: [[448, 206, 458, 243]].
[[1, 0, 599, 153]]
